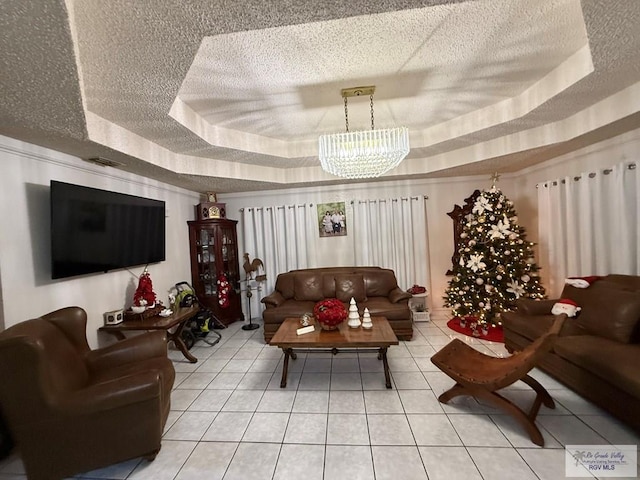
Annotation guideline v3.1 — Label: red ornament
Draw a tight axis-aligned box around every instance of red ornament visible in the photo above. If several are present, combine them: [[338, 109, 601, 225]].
[[217, 273, 230, 308], [313, 299, 347, 329], [133, 269, 157, 307]]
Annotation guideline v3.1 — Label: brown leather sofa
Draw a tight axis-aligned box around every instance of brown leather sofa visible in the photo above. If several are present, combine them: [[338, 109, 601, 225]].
[[0, 307, 175, 480], [501, 274, 640, 432], [261, 266, 413, 342]]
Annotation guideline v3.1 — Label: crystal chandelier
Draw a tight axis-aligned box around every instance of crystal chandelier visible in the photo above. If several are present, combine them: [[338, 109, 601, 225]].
[[318, 86, 410, 179]]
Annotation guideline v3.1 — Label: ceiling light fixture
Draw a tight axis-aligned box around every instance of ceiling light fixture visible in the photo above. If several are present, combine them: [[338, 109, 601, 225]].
[[318, 86, 409, 179]]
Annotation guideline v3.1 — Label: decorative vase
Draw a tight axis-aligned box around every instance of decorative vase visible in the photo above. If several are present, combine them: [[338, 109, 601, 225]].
[[131, 305, 146, 314], [361, 307, 372, 329], [319, 321, 339, 331], [347, 297, 361, 328]]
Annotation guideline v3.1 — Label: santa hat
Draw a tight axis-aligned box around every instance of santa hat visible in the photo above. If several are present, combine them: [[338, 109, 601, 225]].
[[565, 276, 601, 289], [551, 298, 581, 317]]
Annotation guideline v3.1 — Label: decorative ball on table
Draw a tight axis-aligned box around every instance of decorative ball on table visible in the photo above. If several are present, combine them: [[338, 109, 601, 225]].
[[313, 298, 347, 330]]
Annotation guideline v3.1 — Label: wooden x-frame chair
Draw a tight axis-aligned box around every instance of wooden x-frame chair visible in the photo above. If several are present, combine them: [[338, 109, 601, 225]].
[[431, 314, 566, 446]]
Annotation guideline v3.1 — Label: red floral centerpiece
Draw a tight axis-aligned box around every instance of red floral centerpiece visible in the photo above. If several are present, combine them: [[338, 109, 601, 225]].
[[313, 298, 347, 330]]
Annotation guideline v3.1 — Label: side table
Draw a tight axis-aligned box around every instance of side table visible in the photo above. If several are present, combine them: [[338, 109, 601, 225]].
[[409, 292, 430, 322], [99, 305, 200, 363]]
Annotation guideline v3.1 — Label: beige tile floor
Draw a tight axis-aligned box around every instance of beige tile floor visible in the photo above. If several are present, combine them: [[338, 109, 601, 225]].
[[0, 317, 638, 480]]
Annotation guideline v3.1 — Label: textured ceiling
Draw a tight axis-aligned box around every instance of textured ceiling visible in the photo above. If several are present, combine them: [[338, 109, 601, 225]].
[[1, 0, 639, 193]]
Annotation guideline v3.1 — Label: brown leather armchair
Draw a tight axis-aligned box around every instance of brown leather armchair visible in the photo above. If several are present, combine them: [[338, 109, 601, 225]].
[[0, 307, 175, 480]]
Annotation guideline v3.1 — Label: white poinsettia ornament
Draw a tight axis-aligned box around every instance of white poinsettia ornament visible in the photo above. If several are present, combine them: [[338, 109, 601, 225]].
[[472, 195, 493, 215], [466, 254, 486, 272]]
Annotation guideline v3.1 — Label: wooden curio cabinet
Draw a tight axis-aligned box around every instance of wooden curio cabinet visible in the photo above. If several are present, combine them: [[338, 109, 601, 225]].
[[187, 218, 243, 325]]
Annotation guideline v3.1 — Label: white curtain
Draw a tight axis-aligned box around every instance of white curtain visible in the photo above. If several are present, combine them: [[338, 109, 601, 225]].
[[241, 204, 318, 302], [537, 161, 639, 296], [352, 196, 430, 291]]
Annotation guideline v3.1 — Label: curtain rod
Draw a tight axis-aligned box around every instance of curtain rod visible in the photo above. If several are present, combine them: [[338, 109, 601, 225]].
[[536, 162, 636, 188], [350, 195, 429, 204], [240, 204, 312, 212]]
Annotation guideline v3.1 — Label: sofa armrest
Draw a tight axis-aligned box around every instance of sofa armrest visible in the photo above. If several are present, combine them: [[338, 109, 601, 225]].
[[261, 291, 285, 308], [514, 298, 558, 315], [55, 371, 162, 415], [87, 331, 167, 371], [389, 287, 412, 303]]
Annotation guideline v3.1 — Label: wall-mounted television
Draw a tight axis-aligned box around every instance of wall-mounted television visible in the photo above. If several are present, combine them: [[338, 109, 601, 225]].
[[50, 181, 166, 279]]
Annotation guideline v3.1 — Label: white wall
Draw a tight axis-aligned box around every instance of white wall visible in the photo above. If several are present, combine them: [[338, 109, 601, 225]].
[[220, 176, 519, 318], [0, 135, 200, 348]]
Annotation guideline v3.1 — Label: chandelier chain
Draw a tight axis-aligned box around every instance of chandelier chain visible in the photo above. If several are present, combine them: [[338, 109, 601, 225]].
[[370, 94, 375, 130], [344, 96, 349, 133]]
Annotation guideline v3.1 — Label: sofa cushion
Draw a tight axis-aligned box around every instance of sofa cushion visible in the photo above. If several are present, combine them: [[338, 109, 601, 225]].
[[554, 335, 640, 399], [293, 272, 324, 301], [275, 273, 295, 300], [501, 312, 588, 342], [602, 274, 640, 292], [568, 286, 640, 343], [363, 270, 397, 296], [362, 297, 410, 321], [334, 274, 366, 302], [262, 300, 317, 325]]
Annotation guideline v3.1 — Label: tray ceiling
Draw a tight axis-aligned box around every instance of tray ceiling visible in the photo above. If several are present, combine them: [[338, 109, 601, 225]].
[[1, 0, 639, 193]]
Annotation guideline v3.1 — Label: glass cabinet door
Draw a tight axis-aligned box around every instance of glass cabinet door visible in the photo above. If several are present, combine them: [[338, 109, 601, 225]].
[[220, 225, 240, 293], [197, 227, 217, 296]]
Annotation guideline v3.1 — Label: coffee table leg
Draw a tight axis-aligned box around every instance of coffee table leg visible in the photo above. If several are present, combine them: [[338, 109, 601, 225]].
[[280, 348, 296, 388], [379, 347, 392, 389]]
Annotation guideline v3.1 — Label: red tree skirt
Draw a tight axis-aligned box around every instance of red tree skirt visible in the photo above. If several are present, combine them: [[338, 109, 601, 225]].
[[447, 317, 504, 343]]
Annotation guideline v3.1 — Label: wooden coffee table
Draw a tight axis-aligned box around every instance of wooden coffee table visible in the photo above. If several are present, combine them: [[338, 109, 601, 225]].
[[269, 317, 399, 389]]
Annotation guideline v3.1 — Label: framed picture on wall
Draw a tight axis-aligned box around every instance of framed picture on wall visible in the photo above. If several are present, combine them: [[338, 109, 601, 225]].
[[317, 202, 347, 237]]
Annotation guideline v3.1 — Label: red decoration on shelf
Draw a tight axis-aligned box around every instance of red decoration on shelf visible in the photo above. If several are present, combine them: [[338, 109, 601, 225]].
[[133, 269, 157, 308], [313, 298, 347, 330], [408, 284, 427, 294], [217, 273, 231, 308]]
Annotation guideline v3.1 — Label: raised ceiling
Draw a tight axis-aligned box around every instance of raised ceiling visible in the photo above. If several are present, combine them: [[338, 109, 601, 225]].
[[1, 0, 639, 193]]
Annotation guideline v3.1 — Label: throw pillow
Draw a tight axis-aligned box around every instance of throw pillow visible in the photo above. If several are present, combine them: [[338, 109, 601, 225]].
[[574, 286, 640, 343], [293, 271, 324, 301], [334, 274, 367, 303]]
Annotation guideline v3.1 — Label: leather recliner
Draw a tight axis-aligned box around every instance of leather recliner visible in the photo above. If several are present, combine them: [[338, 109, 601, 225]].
[[0, 307, 175, 480]]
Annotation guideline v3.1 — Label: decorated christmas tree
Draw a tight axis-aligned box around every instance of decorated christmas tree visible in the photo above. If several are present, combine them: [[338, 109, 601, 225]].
[[133, 268, 157, 307], [444, 177, 545, 326]]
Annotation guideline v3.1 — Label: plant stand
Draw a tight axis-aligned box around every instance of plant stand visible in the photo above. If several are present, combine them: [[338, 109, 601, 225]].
[[409, 292, 430, 322]]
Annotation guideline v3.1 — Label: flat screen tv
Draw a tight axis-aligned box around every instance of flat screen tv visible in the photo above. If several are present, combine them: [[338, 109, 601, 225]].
[[50, 181, 166, 279]]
